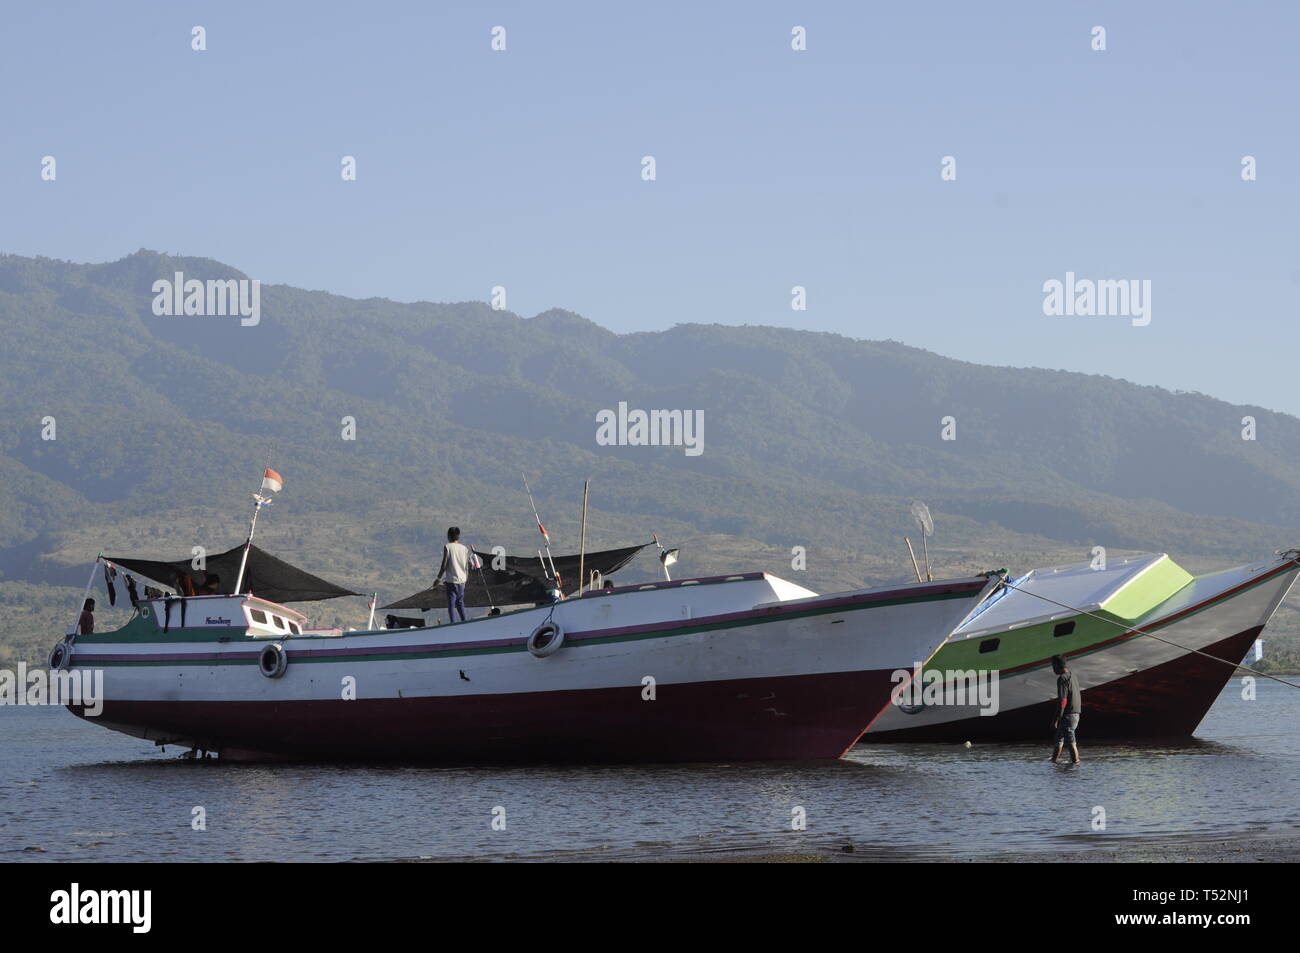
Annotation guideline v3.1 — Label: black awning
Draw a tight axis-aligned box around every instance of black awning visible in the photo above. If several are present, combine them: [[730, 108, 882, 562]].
[[382, 543, 648, 610], [106, 544, 360, 604]]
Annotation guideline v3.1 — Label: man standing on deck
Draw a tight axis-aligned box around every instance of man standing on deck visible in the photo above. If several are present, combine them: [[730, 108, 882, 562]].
[[1050, 655, 1082, 764], [434, 526, 472, 623]]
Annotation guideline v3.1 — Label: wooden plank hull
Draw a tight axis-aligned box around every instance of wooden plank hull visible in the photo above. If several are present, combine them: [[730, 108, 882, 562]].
[[64, 573, 996, 761]]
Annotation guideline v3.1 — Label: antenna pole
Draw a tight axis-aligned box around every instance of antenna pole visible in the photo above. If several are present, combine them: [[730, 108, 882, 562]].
[[921, 534, 932, 582]]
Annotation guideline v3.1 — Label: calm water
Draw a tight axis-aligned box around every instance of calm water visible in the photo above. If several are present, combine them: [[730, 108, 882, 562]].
[[3, 681, 1298, 862]]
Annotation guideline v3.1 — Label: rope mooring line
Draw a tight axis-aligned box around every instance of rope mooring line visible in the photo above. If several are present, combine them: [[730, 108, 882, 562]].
[[997, 571, 1300, 691]]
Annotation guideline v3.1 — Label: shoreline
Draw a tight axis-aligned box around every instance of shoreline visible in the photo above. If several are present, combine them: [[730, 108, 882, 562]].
[[630, 833, 1300, 864]]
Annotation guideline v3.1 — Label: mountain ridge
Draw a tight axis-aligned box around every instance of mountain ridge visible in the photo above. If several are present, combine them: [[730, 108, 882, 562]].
[[1, 248, 1297, 667]]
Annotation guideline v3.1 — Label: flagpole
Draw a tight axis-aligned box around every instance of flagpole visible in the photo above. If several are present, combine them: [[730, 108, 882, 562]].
[[233, 495, 268, 596], [367, 593, 377, 630], [234, 468, 283, 596]]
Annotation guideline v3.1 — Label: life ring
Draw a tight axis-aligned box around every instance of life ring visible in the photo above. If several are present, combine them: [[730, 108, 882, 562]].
[[527, 621, 565, 658], [259, 642, 288, 679], [47, 641, 72, 671]]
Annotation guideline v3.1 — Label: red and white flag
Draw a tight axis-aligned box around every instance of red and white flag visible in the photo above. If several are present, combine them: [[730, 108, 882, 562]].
[[536, 519, 550, 545], [260, 468, 284, 493]]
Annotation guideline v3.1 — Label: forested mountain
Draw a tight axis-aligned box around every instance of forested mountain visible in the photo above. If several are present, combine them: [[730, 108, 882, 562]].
[[2, 249, 1297, 666]]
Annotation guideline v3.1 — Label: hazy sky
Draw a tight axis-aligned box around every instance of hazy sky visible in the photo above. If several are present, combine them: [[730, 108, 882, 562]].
[[3, 2, 1298, 413]]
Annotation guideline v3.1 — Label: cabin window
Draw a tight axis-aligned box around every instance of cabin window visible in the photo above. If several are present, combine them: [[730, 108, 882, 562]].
[[288, 621, 300, 635], [1053, 621, 1076, 638], [979, 638, 1000, 654], [250, 609, 267, 624], [272, 615, 286, 629]]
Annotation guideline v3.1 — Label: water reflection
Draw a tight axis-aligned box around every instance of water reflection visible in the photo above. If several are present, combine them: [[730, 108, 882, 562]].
[[3, 682, 1297, 862]]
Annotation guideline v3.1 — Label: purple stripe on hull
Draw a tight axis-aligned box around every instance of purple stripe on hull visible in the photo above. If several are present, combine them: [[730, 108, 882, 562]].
[[861, 626, 1263, 743], [72, 668, 902, 762]]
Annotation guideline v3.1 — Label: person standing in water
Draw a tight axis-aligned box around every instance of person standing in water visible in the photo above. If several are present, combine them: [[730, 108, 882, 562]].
[[434, 526, 472, 623], [1050, 655, 1082, 764]]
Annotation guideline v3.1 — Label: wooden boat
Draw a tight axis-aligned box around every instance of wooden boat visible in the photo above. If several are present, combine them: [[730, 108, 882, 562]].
[[864, 551, 1300, 742], [55, 565, 997, 762]]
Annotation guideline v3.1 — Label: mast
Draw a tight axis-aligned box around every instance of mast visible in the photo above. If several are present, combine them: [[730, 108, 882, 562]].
[[577, 480, 589, 597], [904, 537, 923, 583], [522, 472, 559, 582]]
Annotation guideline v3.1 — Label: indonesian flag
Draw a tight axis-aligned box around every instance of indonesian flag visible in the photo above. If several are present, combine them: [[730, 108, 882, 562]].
[[536, 519, 550, 545], [260, 468, 284, 493], [469, 550, 483, 570]]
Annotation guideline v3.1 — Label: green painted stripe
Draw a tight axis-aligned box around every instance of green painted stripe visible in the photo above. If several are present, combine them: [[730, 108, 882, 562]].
[[928, 561, 1294, 681]]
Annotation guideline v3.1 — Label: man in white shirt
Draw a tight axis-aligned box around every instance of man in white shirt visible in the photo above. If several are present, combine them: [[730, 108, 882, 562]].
[[434, 526, 472, 623]]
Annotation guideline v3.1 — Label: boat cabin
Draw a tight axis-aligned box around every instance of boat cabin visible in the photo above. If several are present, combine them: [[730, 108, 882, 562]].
[[953, 552, 1193, 640], [134, 593, 319, 638]]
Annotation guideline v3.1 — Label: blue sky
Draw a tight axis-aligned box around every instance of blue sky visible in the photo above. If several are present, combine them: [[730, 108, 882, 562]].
[[3, 2, 1298, 413]]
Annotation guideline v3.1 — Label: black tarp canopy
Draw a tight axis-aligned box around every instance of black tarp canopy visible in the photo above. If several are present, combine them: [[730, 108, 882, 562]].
[[105, 544, 361, 604], [382, 543, 649, 610]]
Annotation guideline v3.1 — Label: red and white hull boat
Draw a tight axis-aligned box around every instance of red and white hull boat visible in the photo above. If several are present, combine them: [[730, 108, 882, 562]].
[[59, 572, 997, 762]]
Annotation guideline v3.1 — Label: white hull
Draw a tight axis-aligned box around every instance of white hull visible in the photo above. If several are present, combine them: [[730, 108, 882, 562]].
[[66, 572, 996, 761]]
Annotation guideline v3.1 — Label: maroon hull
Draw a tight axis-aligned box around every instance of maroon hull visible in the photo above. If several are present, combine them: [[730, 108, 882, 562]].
[[861, 626, 1262, 744], [72, 668, 903, 762]]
